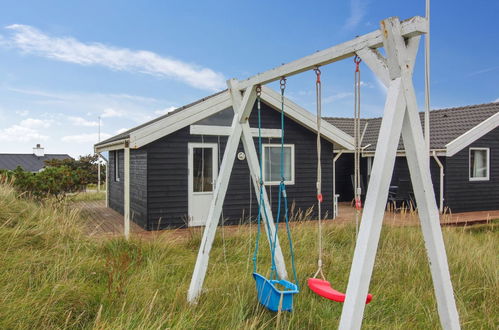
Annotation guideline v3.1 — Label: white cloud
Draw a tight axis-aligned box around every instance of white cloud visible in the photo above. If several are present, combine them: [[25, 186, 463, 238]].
[[343, 0, 368, 31], [468, 66, 499, 77], [62, 132, 111, 143], [0, 125, 48, 142], [15, 110, 29, 116], [374, 76, 387, 94], [7, 86, 167, 124], [3, 24, 225, 91], [19, 118, 52, 128], [154, 106, 176, 115], [494, 98, 499, 103], [360, 81, 374, 88], [0, 120, 50, 142], [324, 92, 353, 104], [116, 128, 128, 134], [101, 108, 123, 118], [0, 117, 54, 142], [68, 116, 99, 127]]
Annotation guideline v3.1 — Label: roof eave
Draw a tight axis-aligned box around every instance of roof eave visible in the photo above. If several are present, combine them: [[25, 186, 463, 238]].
[[94, 138, 129, 153]]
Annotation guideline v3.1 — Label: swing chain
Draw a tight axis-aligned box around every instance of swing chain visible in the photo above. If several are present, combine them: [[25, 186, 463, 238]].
[[256, 84, 262, 97], [280, 77, 287, 92], [314, 67, 321, 83], [354, 55, 362, 72]]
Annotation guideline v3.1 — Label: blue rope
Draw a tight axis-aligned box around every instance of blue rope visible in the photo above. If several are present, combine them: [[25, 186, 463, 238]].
[[253, 83, 298, 288], [269, 81, 299, 287]]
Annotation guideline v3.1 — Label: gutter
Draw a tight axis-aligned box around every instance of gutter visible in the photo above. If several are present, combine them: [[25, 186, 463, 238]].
[[94, 138, 129, 153], [332, 150, 344, 219], [432, 150, 444, 214]]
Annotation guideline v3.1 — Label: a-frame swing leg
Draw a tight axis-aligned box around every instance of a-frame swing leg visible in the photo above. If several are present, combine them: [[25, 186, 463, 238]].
[[187, 81, 288, 303], [339, 17, 460, 329], [228, 79, 288, 281]]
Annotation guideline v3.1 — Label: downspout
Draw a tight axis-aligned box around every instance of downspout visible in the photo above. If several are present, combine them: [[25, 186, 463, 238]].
[[432, 150, 444, 214], [333, 150, 344, 219]]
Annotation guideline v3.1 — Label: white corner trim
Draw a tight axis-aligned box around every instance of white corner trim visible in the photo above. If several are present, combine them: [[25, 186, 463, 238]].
[[260, 86, 355, 150], [190, 125, 282, 138], [446, 112, 499, 157], [130, 90, 232, 148]]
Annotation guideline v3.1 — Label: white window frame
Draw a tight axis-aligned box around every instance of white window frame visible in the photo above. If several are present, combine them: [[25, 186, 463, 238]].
[[188, 143, 218, 195], [262, 144, 295, 186], [114, 150, 120, 182], [469, 147, 490, 181]]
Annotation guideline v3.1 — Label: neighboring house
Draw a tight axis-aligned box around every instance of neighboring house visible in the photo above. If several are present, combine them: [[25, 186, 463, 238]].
[[325, 102, 499, 213], [95, 87, 354, 230], [0, 144, 72, 172]]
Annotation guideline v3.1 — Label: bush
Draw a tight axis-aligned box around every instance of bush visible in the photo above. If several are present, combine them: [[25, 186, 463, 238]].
[[44, 154, 106, 185], [1, 166, 87, 201]]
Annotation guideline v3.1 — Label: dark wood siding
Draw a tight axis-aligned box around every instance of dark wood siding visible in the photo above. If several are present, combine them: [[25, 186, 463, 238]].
[[445, 127, 499, 212], [145, 101, 334, 229], [107, 149, 148, 228], [389, 156, 443, 205], [249, 101, 334, 222], [335, 154, 443, 205], [146, 126, 191, 229], [130, 149, 148, 228]]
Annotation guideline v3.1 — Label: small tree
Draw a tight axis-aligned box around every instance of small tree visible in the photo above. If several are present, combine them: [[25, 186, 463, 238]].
[[45, 154, 106, 185], [5, 166, 87, 202]]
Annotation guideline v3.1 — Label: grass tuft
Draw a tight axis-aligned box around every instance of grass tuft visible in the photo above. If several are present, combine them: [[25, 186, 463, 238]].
[[0, 184, 497, 329]]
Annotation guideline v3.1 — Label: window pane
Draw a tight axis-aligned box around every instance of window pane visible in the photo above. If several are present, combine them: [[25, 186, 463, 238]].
[[264, 146, 292, 182], [470, 149, 487, 179], [193, 148, 213, 192], [115, 151, 120, 181]]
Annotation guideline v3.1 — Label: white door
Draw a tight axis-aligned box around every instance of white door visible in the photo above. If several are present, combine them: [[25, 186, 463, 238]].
[[188, 143, 218, 226]]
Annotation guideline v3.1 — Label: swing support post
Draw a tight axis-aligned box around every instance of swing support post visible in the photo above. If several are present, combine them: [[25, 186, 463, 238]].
[[187, 81, 289, 303], [187, 15, 460, 329], [339, 18, 459, 329]]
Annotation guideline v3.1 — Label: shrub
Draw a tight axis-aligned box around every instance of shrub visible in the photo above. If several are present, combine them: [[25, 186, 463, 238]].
[[1, 166, 87, 201], [44, 154, 106, 185]]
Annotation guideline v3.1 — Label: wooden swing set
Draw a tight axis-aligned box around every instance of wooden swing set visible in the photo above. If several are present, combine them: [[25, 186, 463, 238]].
[[187, 15, 461, 330]]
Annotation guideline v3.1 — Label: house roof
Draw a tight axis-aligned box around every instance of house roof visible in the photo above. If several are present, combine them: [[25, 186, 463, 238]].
[[96, 89, 228, 146], [324, 102, 499, 153], [0, 154, 72, 172], [95, 86, 354, 151]]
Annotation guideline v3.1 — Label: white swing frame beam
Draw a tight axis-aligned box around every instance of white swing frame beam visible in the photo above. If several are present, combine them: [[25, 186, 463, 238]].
[[188, 15, 460, 330]]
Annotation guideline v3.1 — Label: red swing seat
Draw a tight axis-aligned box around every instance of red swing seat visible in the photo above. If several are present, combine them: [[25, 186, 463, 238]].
[[307, 278, 372, 304]]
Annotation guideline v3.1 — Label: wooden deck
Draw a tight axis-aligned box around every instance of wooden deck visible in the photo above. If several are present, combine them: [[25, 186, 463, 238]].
[[76, 200, 499, 237], [334, 202, 499, 227], [76, 200, 144, 236]]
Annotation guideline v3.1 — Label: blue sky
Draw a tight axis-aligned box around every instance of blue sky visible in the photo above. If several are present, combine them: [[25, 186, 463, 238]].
[[0, 0, 498, 157]]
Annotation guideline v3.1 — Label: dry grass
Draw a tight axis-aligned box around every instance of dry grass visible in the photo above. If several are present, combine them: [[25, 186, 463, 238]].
[[0, 184, 497, 329]]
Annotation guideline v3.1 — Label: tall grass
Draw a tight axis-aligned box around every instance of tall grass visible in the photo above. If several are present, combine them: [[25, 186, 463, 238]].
[[0, 184, 497, 329]]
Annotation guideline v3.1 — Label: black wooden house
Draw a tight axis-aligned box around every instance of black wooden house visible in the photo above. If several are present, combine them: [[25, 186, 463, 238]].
[[326, 102, 499, 213], [95, 87, 353, 230]]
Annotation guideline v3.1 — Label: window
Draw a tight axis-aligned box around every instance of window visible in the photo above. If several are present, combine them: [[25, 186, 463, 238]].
[[469, 148, 489, 181], [262, 144, 295, 185], [192, 147, 214, 192], [114, 150, 120, 182]]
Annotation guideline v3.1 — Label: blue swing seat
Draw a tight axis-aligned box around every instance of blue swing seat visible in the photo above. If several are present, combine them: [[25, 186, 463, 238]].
[[253, 272, 299, 312]]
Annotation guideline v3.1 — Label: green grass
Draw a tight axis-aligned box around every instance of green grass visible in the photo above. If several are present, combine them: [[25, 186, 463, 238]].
[[0, 184, 497, 329], [69, 191, 106, 202]]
